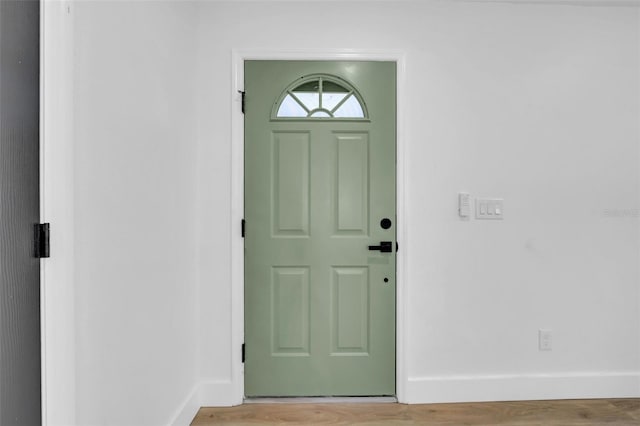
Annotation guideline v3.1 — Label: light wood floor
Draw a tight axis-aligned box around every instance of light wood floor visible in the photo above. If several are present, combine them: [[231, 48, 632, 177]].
[[191, 398, 640, 425]]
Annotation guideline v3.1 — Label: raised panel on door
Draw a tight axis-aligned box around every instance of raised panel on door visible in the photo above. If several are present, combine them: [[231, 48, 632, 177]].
[[271, 267, 310, 356], [333, 133, 369, 236], [272, 132, 310, 237], [331, 267, 369, 355]]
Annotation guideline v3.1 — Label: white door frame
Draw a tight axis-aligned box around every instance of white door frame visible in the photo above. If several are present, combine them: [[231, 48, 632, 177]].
[[230, 49, 408, 404], [41, 2, 76, 425]]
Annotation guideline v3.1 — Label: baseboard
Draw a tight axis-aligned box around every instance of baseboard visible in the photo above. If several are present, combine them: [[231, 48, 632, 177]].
[[169, 380, 238, 426], [168, 384, 200, 426], [169, 372, 639, 423], [405, 372, 640, 404]]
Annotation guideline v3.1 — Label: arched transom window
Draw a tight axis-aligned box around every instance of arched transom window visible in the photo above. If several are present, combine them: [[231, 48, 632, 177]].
[[273, 74, 368, 120]]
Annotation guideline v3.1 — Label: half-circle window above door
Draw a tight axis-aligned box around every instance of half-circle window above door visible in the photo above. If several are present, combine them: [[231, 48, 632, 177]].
[[273, 74, 369, 120]]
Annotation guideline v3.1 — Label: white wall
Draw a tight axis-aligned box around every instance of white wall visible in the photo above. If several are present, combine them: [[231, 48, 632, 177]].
[[194, 0, 640, 406], [71, 1, 200, 425], [57, 0, 640, 425]]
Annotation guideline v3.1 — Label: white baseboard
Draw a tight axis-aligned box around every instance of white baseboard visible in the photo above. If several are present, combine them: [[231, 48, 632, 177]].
[[405, 372, 640, 404], [169, 384, 200, 426], [169, 380, 238, 426], [170, 372, 639, 424]]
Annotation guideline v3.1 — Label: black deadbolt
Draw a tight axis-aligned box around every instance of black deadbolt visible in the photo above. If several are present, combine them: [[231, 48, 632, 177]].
[[380, 218, 392, 229]]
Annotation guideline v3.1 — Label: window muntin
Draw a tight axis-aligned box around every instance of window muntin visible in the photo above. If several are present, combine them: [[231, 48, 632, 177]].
[[273, 75, 368, 120]]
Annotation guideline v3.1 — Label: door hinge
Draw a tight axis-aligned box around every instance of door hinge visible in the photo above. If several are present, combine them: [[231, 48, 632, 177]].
[[34, 223, 50, 258], [239, 90, 246, 114], [241, 219, 246, 238], [242, 343, 245, 363]]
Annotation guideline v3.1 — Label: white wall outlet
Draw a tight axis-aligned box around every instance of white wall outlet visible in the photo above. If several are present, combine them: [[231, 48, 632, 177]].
[[476, 198, 504, 220], [538, 329, 552, 351]]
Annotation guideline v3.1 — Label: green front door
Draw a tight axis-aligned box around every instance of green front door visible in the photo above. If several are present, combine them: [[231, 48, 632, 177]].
[[244, 61, 396, 397]]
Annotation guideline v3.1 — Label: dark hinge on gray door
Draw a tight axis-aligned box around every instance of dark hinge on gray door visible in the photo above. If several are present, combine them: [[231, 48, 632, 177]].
[[34, 223, 50, 258], [242, 343, 245, 363], [241, 219, 246, 238], [239, 91, 246, 114]]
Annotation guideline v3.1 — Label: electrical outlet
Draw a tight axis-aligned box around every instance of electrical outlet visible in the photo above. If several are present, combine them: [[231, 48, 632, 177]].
[[538, 329, 552, 351]]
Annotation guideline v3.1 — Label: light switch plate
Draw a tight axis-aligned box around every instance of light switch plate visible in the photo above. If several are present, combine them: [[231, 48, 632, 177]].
[[476, 198, 504, 220], [458, 193, 470, 218], [539, 329, 552, 351]]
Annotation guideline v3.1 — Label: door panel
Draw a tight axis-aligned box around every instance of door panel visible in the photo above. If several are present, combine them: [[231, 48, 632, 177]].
[[272, 132, 310, 236], [0, 0, 42, 424], [245, 61, 396, 397], [332, 266, 369, 354], [272, 267, 310, 355], [334, 133, 369, 235]]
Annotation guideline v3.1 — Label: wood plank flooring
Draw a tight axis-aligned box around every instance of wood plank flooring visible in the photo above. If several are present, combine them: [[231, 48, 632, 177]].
[[191, 398, 640, 425]]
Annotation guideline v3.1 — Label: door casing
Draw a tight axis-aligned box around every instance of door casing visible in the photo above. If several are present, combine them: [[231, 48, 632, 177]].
[[229, 49, 408, 405]]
